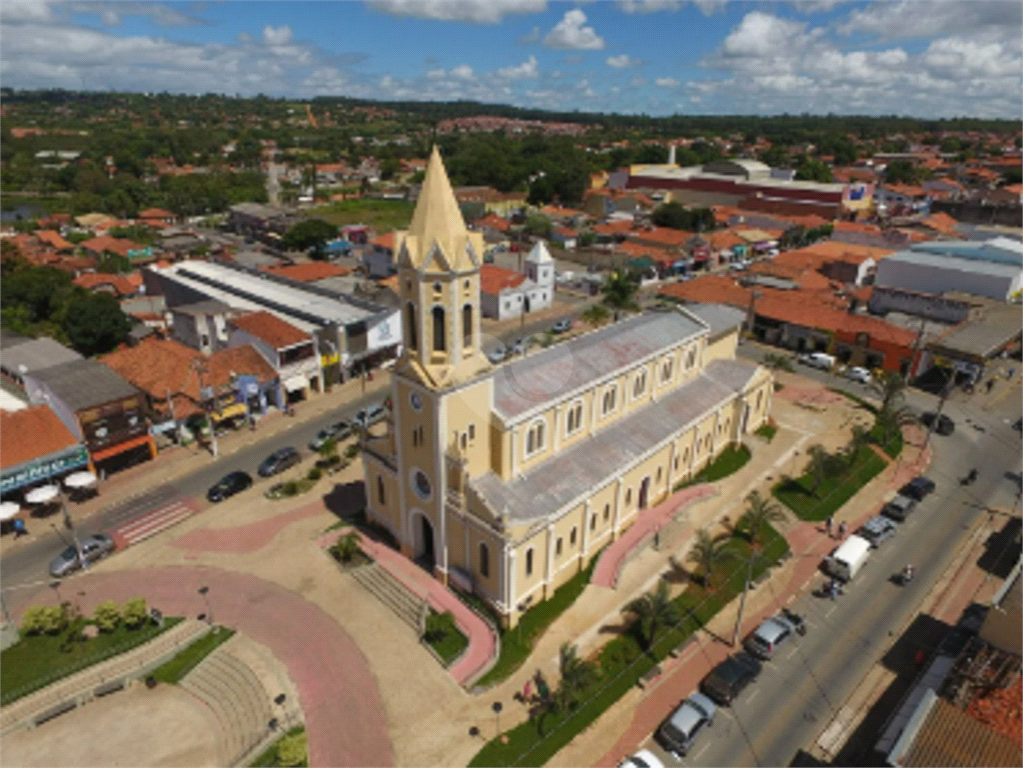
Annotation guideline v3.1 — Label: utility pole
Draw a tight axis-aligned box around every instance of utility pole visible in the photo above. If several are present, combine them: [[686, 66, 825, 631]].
[[732, 547, 757, 647], [923, 367, 954, 451], [909, 316, 928, 380], [191, 359, 218, 458]]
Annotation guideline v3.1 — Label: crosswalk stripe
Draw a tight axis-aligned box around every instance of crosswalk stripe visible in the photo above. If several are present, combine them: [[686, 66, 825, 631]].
[[112, 501, 195, 546]]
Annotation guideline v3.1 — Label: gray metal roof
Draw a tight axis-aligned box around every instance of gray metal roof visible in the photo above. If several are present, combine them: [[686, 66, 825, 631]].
[[170, 299, 234, 316], [910, 238, 1023, 266], [492, 309, 707, 422], [474, 358, 759, 523], [882, 250, 1021, 279], [685, 303, 747, 339], [28, 358, 140, 411], [929, 304, 1023, 358], [0, 338, 83, 377]]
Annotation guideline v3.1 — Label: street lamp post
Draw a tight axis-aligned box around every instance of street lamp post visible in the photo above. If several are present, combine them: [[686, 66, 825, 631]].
[[198, 586, 215, 629], [732, 547, 758, 647], [27, 484, 86, 574], [191, 360, 219, 458], [492, 701, 503, 737]]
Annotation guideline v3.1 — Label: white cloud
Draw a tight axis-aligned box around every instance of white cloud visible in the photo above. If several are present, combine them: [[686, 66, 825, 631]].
[[263, 25, 293, 46], [496, 55, 539, 79], [719, 11, 814, 59], [367, 0, 547, 24], [69, 2, 207, 27], [450, 64, 475, 79], [542, 9, 605, 50], [606, 54, 641, 68], [838, 0, 1021, 41], [518, 25, 541, 43], [617, 0, 725, 13], [655, 76, 680, 87], [427, 68, 446, 79], [629, 75, 647, 86], [1, 0, 52, 22]]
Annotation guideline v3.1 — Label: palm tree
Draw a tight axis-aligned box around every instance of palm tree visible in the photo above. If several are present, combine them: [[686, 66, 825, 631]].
[[580, 303, 611, 328], [870, 371, 907, 414], [761, 352, 794, 373], [600, 269, 640, 321], [738, 491, 788, 547], [876, 402, 917, 449], [622, 580, 679, 653], [686, 528, 736, 590], [553, 643, 598, 713], [845, 424, 870, 466], [805, 444, 830, 498], [331, 530, 361, 564]]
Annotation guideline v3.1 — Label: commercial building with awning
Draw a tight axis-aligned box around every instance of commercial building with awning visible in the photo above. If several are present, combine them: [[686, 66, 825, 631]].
[[1, 406, 91, 497]]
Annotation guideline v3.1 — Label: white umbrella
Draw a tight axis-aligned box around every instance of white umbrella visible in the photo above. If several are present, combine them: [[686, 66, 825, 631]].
[[25, 485, 59, 505], [0, 502, 21, 522], [64, 471, 98, 489]]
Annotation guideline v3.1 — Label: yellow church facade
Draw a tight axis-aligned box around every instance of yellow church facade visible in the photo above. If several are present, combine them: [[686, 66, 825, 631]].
[[362, 147, 773, 628]]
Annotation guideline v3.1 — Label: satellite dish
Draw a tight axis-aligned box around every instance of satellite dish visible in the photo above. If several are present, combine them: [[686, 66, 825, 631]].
[[25, 484, 59, 505]]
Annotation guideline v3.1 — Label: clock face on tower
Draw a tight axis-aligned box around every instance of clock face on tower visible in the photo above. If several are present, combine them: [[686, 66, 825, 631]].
[[410, 392, 423, 411]]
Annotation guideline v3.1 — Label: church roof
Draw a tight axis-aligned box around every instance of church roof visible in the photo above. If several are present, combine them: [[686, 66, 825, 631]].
[[396, 145, 484, 273], [525, 240, 554, 265], [474, 357, 761, 523], [492, 308, 707, 423]]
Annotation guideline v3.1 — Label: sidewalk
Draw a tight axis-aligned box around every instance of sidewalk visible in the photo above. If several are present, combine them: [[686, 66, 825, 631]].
[[0, 374, 390, 553]]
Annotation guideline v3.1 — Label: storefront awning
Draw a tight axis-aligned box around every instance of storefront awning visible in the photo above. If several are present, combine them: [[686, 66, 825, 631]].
[[283, 375, 308, 393], [210, 403, 248, 422]]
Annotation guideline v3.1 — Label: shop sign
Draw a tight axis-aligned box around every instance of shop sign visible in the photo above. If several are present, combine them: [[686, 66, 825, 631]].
[[1, 446, 90, 494]]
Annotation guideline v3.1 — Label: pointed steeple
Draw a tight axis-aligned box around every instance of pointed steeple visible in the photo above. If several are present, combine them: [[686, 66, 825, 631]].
[[398, 146, 481, 272]]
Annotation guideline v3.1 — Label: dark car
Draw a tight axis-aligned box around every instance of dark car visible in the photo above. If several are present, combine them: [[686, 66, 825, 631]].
[[257, 447, 301, 477], [700, 652, 763, 705], [881, 494, 917, 522], [309, 421, 352, 451], [921, 412, 955, 435], [206, 471, 253, 503], [551, 318, 573, 334], [899, 476, 936, 501], [49, 534, 116, 578]]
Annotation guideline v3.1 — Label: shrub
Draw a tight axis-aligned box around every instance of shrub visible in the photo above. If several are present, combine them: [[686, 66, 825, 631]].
[[307, 467, 322, 481], [122, 598, 148, 629], [424, 610, 457, 642], [20, 606, 50, 636], [344, 444, 360, 459], [93, 600, 121, 633], [283, 480, 299, 497], [275, 732, 308, 767]]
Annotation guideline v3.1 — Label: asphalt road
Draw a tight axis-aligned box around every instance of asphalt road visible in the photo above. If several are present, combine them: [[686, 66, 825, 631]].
[[0, 388, 387, 599], [631, 366, 1021, 768]]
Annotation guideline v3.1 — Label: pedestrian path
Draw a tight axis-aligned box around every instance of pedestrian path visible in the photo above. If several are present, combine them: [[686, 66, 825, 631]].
[[111, 499, 198, 549]]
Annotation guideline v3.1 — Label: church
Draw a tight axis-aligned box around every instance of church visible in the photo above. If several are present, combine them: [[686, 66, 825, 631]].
[[361, 147, 774, 628]]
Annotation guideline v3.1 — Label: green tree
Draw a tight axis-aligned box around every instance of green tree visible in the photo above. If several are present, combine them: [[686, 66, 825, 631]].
[[622, 579, 679, 652], [870, 371, 906, 414], [876, 402, 916, 447], [93, 600, 122, 632], [738, 491, 787, 547], [651, 202, 713, 231], [579, 304, 610, 328], [760, 352, 794, 373], [330, 530, 361, 564], [553, 643, 598, 713], [795, 159, 832, 183], [281, 218, 338, 253], [600, 269, 640, 321], [524, 214, 552, 238], [0, 265, 75, 322], [685, 528, 735, 589], [122, 597, 149, 629], [805, 444, 830, 498], [884, 160, 922, 185], [845, 424, 871, 467], [58, 292, 131, 356], [275, 731, 308, 768]]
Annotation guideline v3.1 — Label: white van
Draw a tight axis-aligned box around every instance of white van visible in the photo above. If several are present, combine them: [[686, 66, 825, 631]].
[[825, 535, 872, 581], [799, 352, 836, 371]]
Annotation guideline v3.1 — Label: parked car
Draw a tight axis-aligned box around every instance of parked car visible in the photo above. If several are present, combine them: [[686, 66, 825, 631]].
[[845, 366, 873, 384], [206, 471, 253, 503], [881, 494, 917, 522], [856, 515, 899, 548], [353, 404, 386, 428], [616, 750, 665, 768], [728, 260, 749, 272], [744, 612, 802, 659], [899, 476, 936, 501], [49, 534, 116, 577], [257, 447, 301, 477], [798, 352, 836, 370], [552, 318, 573, 334], [656, 692, 716, 757], [921, 412, 955, 435], [487, 346, 508, 364], [700, 652, 763, 705], [309, 421, 352, 451]]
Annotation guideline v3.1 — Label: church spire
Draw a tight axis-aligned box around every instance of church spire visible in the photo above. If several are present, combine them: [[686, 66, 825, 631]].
[[398, 145, 482, 272]]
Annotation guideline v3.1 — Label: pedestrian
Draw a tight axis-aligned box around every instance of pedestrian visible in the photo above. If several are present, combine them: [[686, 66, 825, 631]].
[[986, 378, 995, 393], [825, 516, 834, 538], [12, 518, 27, 538], [523, 679, 532, 704], [1008, 367, 1016, 381], [839, 521, 848, 539], [829, 579, 839, 601]]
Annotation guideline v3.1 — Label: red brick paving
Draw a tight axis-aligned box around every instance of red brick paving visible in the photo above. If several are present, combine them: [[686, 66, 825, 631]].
[[13, 568, 393, 768], [172, 500, 326, 553], [774, 386, 848, 408], [591, 485, 718, 589]]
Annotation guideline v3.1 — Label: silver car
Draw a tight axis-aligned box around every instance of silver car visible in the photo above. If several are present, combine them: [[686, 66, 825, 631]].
[[656, 691, 716, 757], [49, 534, 115, 578], [744, 613, 800, 659]]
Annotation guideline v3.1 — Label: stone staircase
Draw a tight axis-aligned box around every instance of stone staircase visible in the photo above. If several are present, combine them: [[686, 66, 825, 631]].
[[349, 562, 426, 632], [179, 636, 275, 766]]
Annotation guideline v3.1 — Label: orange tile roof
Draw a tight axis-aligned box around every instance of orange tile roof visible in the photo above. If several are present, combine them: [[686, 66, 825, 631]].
[[35, 230, 74, 251], [73, 272, 142, 296], [138, 207, 175, 220], [0, 406, 81, 469], [477, 213, 511, 232], [796, 240, 895, 264], [630, 226, 692, 249], [553, 225, 578, 238], [920, 211, 960, 234], [704, 230, 746, 250], [615, 241, 659, 259], [659, 275, 752, 308], [80, 235, 142, 259], [1003, 183, 1023, 195], [230, 311, 310, 349], [479, 264, 526, 295], [883, 182, 927, 198], [264, 262, 351, 282], [748, 261, 831, 291], [371, 231, 396, 250], [592, 220, 635, 236], [833, 220, 883, 235], [542, 205, 585, 219]]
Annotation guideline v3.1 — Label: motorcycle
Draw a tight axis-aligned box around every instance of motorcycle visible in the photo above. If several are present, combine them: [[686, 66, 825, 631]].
[[960, 469, 978, 486], [894, 567, 914, 586], [782, 608, 807, 636]]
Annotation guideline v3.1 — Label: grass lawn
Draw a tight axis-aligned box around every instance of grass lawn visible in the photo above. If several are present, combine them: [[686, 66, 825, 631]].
[[249, 726, 307, 768], [469, 526, 789, 767], [473, 554, 600, 688], [674, 444, 751, 492], [309, 198, 414, 231], [772, 445, 888, 522], [151, 627, 236, 684], [755, 422, 778, 442], [1, 617, 182, 705], [424, 612, 469, 666]]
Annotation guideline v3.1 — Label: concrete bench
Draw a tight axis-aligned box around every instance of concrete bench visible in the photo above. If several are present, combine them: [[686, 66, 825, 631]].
[[94, 680, 125, 698], [637, 664, 663, 689], [34, 700, 77, 726], [669, 636, 697, 659]]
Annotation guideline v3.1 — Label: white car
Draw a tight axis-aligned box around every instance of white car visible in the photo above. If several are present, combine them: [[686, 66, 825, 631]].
[[617, 749, 665, 768], [845, 366, 872, 384]]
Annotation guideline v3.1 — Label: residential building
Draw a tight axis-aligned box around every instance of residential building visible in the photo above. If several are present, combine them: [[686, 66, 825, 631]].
[[170, 300, 237, 355], [22, 359, 154, 475], [229, 311, 321, 401], [0, 405, 91, 500], [138, 208, 177, 225], [550, 226, 578, 250], [453, 187, 528, 218], [80, 235, 154, 265], [227, 202, 299, 244], [360, 147, 773, 628], [478, 242, 556, 320], [365, 232, 397, 278], [73, 271, 143, 298]]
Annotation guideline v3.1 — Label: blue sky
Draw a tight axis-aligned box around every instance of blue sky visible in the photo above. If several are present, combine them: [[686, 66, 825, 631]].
[[2, 1, 1020, 117]]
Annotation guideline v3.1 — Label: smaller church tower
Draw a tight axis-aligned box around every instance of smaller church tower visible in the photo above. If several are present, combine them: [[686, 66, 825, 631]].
[[524, 239, 555, 291]]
